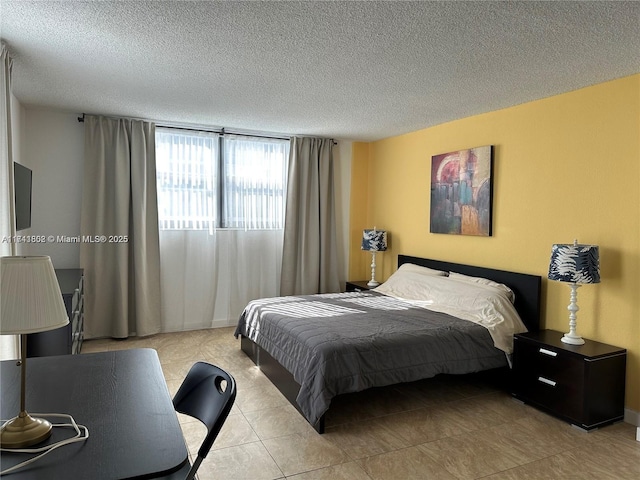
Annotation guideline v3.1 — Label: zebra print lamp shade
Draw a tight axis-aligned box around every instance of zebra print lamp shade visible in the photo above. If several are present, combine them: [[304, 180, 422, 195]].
[[548, 240, 600, 345]]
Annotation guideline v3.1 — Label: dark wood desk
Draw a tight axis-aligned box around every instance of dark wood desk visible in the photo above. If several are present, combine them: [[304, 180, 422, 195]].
[[1, 349, 188, 479]]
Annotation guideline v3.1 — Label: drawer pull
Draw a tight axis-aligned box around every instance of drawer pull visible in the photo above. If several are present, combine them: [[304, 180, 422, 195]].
[[538, 376, 557, 387], [539, 348, 558, 357]]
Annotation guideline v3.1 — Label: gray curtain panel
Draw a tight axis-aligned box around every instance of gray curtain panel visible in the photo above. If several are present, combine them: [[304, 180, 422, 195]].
[[280, 137, 340, 295], [80, 115, 161, 338]]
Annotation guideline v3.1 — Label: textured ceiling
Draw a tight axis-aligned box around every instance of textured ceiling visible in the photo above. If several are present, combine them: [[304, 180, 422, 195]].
[[1, 1, 639, 141]]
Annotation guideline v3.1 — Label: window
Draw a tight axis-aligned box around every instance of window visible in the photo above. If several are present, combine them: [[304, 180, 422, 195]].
[[156, 129, 289, 230]]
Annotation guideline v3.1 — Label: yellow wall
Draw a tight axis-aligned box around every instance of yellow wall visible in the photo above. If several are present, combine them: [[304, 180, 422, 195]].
[[350, 74, 640, 412], [349, 142, 372, 277]]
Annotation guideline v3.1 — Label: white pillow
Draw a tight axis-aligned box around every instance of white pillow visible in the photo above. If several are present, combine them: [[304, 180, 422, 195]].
[[447, 271, 515, 303], [397, 263, 448, 277], [374, 267, 448, 300], [376, 269, 527, 354]]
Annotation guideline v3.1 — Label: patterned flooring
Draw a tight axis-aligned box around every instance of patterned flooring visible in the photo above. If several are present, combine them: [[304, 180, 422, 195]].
[[82, 327, 640, 480]]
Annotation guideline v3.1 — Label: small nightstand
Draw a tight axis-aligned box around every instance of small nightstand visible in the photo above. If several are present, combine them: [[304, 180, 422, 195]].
[[345, 281, 377, 292], [512, 330, 626, 430]]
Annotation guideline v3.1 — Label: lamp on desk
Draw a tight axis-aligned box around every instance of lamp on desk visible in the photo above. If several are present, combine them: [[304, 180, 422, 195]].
[[0, 256, 68, 448], [548, 240, 600, 345], [361, 227, 388, 287]]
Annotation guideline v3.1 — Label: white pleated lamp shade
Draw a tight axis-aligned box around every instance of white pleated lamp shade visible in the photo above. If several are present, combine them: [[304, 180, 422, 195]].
[[1, 256, 69, 334]]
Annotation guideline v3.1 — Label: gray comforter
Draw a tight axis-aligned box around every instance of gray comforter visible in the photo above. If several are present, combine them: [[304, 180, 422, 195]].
[[234, 291, 507, 426]]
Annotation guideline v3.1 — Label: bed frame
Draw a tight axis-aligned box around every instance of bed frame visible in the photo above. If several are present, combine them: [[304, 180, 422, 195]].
[[240, 255, 541, 433]]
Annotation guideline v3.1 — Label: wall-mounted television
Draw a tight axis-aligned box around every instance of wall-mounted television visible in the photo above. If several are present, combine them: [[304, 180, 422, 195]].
[[14, 162, 32, 231]]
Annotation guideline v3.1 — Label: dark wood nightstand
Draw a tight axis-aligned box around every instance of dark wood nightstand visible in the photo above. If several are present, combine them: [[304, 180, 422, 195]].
[[512, 330, 626, 430], [345, 280, 377, 292]]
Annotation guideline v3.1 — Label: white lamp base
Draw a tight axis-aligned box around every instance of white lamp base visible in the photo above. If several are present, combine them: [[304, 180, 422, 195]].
[[561, 283, 585, 345], [368, 251, 379, 288], [561, 333, 585, 345]]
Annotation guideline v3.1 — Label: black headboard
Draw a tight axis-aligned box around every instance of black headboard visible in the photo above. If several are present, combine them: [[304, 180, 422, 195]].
[[398, 255, 541, 332]]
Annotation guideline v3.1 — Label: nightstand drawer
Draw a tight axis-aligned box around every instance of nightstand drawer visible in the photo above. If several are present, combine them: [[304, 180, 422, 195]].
[[515, 341, 583, 381], [516, 375, 582, 420]]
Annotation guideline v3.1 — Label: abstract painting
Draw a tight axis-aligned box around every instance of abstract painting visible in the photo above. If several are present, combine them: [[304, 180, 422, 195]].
[[430, 145, 493, 236]]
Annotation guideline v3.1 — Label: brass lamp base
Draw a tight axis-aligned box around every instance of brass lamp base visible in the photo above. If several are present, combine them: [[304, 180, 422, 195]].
[[0, 412, 52, 448]]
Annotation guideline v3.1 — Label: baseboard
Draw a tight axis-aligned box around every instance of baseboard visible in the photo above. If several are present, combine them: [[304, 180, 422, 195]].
[[624, 408, 640, 442], [628, 409, 640, 442], [624, 407, 639, 427]]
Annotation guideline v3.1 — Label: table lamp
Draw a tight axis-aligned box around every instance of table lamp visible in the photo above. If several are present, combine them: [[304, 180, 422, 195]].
[[548, 240, 600, 345], [0, 256, 69, 448], [361, 227, 388, 287]]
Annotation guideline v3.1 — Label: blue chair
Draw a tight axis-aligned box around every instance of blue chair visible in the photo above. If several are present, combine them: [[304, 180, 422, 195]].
[[172, 362, 237, 480]]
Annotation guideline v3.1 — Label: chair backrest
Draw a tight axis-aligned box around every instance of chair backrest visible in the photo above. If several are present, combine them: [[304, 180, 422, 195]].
[[173, 362, 237, 479]]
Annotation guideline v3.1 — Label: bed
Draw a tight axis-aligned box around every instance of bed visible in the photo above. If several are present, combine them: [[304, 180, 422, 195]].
[[235, 255, 541, 433]]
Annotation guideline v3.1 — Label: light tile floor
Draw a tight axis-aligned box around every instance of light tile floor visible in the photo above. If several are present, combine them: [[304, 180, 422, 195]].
[[82, 327, 640, 480]]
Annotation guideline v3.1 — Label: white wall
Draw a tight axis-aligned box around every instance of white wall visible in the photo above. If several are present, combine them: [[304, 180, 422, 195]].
[[21, 108, 84, 267], [20, 108, 354, 279]]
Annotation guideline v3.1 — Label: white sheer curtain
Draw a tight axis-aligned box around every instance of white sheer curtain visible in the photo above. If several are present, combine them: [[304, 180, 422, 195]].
[[222, 135, 288, 229], [1, 42, 18, 359], [156, 129, 219, 230], [156, 130, 288, 332], [0, 44, 14, 256]]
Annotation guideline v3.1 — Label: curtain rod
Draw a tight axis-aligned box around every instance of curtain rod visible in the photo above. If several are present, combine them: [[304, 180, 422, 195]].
[[159, 125, 290, 142], [77, 114, 337, 144]]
